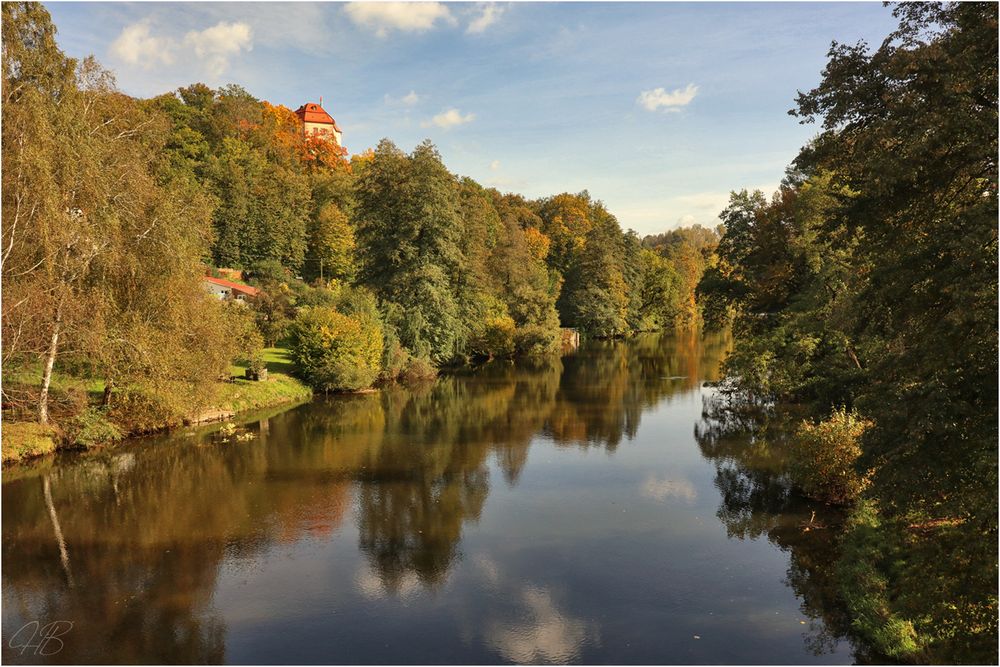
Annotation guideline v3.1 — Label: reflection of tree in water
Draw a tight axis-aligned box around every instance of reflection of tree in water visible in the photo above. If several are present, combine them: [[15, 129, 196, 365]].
[[694, 391, 881, 662], [549, 330, 730, 450], [355, 331, 732, 590], [355, 366, 550, 591]]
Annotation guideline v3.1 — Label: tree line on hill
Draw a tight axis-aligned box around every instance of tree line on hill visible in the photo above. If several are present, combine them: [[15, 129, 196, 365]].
[[1, 2, 716, 436], [697, 3, 997, 662]]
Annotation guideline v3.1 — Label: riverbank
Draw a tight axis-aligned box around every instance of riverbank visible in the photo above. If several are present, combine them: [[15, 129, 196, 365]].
[[2, 347, 311, 465]]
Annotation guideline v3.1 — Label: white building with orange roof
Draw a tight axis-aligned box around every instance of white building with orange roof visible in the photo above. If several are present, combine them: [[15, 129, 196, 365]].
[[293, 98, 343, 147]]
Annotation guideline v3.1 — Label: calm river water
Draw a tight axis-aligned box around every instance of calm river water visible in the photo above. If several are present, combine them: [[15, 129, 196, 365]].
[[2, 332, 870, 664]]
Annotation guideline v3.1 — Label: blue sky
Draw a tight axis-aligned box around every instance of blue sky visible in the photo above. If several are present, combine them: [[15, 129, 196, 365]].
[[45, 2, 900, 235]]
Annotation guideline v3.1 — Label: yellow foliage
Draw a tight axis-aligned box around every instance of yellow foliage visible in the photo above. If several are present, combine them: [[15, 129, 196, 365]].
[[523, 227, 551, 261], [791, 407, 873, 504]]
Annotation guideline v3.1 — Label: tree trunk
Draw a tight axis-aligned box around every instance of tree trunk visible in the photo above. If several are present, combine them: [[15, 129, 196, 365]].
[[846, 343, 863, 370], [102, 378, 114, 408], [38, 310, 62, 425]]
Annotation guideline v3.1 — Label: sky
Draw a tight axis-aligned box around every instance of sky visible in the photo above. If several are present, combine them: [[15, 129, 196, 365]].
[[44, 1, 901, 236]]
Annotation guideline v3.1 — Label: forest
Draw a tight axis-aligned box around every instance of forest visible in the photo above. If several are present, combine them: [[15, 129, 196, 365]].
[[697, 3, 997, 662], [0, 2, 716, 456]]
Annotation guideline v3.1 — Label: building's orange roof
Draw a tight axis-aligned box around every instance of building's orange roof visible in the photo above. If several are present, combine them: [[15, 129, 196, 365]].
[[294, 102, 342, 133], [204, 275, 260, 296]]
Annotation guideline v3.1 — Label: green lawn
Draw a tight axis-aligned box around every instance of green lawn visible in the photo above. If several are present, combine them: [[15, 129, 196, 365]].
[[229, 347, 296, 378], [5, 362, 106, 400], [223, 347, 310, 414]]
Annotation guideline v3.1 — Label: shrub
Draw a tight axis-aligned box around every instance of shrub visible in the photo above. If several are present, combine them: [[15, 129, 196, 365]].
[[470, 314, 516, 360], [107, 388, 184, 433], [514, 323, 560, 356], [835, 501, 921, 659], [67, 407, 122, 449], [400, 355, 437, 383], [225, 301, 264, 364], [289, 306, 383, 391], [789, 407, 872, 504]]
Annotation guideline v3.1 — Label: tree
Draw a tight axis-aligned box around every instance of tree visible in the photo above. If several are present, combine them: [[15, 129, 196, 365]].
[[289, 306, 383, 391], [304, 202, 355, 284], [354, 140, 464, 363], [2, 3, 235, 424]]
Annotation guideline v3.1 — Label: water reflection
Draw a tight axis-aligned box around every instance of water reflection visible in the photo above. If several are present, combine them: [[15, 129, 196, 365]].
[[694, 391, 878, 663], [2, 329, 868, 664]]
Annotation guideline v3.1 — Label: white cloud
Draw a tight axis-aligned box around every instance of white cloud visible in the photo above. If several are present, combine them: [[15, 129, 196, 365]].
[[674, 191, 731, 212], [637, 83, 699, 112], [467, 3, 505, 34], [490, 159, 501, 171], [344, 2, 456, 37], [678, 214, 698, 226], [231, 3, 331, 55], [110, 21, 175, 68], [385, 90, 421, 106], [422, 108, 476, 129], [184, 22, 253, 77]]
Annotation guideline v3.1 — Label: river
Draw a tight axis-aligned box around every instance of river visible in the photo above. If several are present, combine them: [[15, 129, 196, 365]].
[[1, 331, 872, 664]]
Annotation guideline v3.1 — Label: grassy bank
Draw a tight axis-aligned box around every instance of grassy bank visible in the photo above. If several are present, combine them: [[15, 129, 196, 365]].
[[213, 347, 311, 417], [834, 499, 997, 664], [2, 347, 310, 465]]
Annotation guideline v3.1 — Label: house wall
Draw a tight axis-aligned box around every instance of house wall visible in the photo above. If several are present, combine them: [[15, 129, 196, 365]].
[[303, 122, 342, 146], [204, 282, 230, 299]]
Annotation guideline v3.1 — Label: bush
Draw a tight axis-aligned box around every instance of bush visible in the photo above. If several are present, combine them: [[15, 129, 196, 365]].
[[67, 407, 122, 449], [470, 314, 516, 360], [225, 301, 265, 365], [400, 355, 437, 383], [107, 388, 185, 433], [514, 323, 560, 356], [289, 306, 383, 391], [789, 407, 872, 504], [835, 501, 921, 659]]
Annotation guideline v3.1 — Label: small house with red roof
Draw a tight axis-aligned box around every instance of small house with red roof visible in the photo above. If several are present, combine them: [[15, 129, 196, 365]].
[[294, 98, 343, 147], [203, 275, 260, 305]]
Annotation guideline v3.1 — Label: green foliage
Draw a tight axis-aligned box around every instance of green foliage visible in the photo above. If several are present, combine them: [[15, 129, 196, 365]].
[[67, 407, 122, 449], [304, 201, 355, 283], [835, 502, 921, 660], [790, 408, 871, 504], [400, 355, 438, 383], [205, 134, 311, 269], [289, 306, 383, 392], [106, 387, 185, 434], [470, 313, 517, 360], [224, 302, 264, 365], [354, 140, 465, 363], [2, 2, 236, 426]]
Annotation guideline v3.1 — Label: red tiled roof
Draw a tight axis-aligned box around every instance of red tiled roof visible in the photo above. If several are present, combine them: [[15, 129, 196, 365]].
[[294, 102, 342, 133], [204, 275, 260, 296]]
